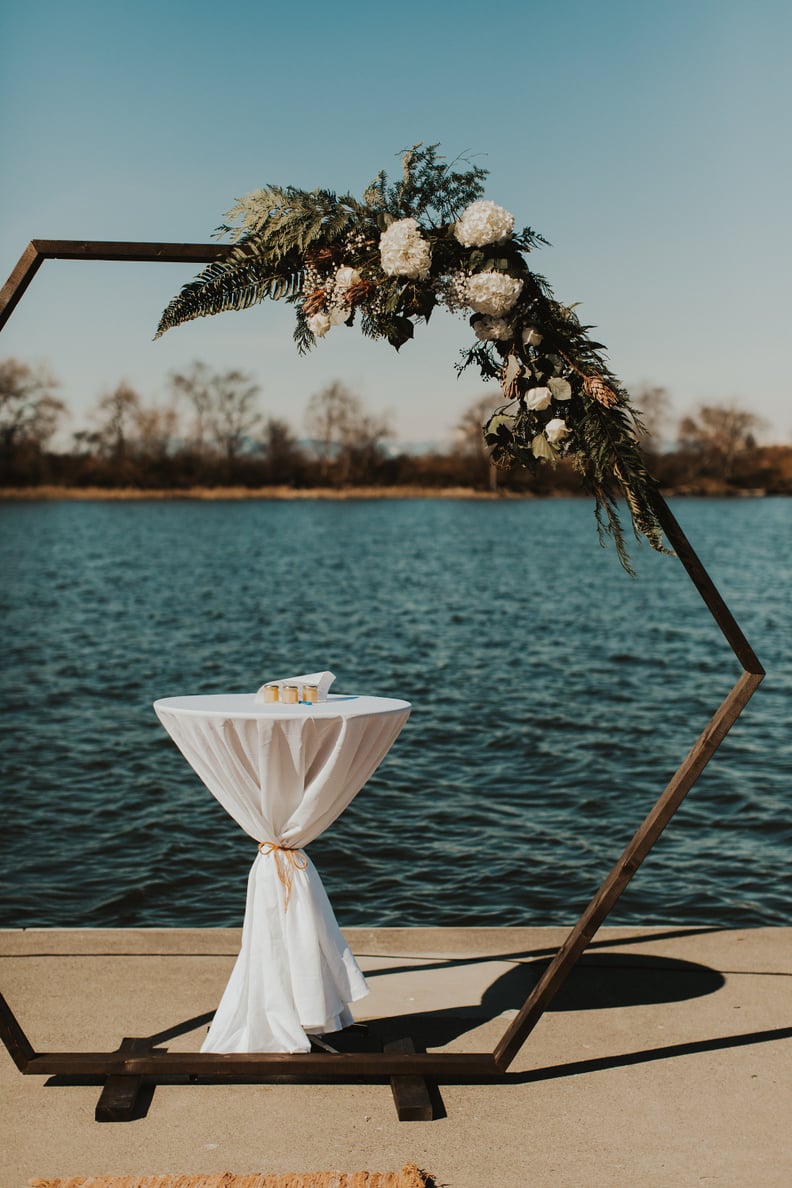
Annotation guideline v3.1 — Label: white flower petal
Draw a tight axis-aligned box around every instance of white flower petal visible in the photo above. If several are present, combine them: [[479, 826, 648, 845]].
[[521, 325, 544, 347], [525, 386, 552, 411], [335, 265, 361, 291], [379, 218, 432, 279], [308, 312, 331, 337], [473, 315, 512, 342], [466, 272, 523, 316], [545, 417, 570, 443], [455, 200, 515, 247]]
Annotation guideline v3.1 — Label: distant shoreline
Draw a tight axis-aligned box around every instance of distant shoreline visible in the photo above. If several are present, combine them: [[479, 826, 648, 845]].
[[0, 483, 777, 502], [0, 484, 517, 501]]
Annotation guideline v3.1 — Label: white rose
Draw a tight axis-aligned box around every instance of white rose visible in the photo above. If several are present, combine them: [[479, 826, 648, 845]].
[[521, 325, 543, 347], [545, 417, 570, 443], [473, 315, 512, 342], [328, 305, 349, 326], [379, 217, 432, 279], [525, 386, 552, 411], [466, 272, 523, 316], [455, 200, 515, 247], [308, 312, 331, 338], [548, 377, 572, 402], [335, 265, 361, 291]]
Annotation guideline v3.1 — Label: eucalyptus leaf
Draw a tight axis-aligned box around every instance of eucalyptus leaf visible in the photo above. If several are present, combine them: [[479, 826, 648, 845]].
[[548, 377, 572, 402], [531, 432, 556, 461], [485, 414, 515, 443]]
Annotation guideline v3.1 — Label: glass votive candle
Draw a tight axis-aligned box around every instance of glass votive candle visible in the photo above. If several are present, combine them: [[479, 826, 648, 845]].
[[262, 684, 280, 703], [302, 684, 318, 703], [282, 684, 300, 704]]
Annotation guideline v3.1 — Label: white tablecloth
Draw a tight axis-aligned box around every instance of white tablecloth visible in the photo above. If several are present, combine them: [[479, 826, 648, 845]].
[[153, 693, 411, 1053]]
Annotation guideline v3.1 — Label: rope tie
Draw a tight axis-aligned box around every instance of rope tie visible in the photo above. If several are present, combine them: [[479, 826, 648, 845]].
[[257, 841, 308, 908]]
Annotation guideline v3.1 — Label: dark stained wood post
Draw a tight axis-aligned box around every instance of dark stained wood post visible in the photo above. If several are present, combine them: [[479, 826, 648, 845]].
[[493, 492, 764, 1070], [0, 991, 35, 1072]]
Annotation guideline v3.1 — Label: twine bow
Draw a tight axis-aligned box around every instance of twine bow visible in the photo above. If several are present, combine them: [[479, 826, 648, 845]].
[[257, 840, 308, 908]]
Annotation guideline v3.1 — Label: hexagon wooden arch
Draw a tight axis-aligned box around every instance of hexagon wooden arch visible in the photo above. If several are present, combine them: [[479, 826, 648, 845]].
[[0, 241, 766, 1120]]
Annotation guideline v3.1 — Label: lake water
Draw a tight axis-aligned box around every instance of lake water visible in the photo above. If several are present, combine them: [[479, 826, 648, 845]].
[[1, 496, 790, 931]]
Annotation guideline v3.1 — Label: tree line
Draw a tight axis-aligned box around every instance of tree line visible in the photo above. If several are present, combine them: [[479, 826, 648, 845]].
[[1, 357, 790, 495]]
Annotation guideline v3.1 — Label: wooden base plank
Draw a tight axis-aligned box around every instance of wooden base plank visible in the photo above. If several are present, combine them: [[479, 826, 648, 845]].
[[24, 1048, 496, 1078], [95, 1038, 150, 1122], [385, 1037, 434, 1121]]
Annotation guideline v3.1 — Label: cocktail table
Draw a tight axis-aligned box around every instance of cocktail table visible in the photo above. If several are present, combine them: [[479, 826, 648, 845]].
[[153, 692, 411, 1054]]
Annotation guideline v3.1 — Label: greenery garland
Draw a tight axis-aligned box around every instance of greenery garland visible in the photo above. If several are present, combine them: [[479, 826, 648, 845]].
[[157, 144, 667, 573]]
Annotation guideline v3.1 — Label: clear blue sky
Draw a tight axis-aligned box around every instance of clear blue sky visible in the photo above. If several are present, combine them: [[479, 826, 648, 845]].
[[1, 0, 790, 445]]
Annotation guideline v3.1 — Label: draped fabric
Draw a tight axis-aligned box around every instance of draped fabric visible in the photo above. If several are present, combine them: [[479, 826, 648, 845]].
[[154, 694, 410, 1053]]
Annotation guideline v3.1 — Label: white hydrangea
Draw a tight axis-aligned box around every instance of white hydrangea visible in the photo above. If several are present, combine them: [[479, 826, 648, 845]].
[[525, 386, 552, 411], [379, 217, 432, 279], [545, 417, 570, 443], [466, 272, 523, 316], [473, 315, 513, 342], [455, 200, 515, 247], [308, 312, 331, 338]]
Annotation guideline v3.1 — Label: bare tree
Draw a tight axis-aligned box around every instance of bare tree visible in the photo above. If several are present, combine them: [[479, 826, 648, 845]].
[[170, 363, 261, 462], [93, 382, 142, 460], [305, 382, 392, 484], [455, 391, 504, 490], [135, 404, 180, 462], [263, 417, 302, 482], [631, 384, 672, 447], [305, 382, 356, 478], [678, 402, 763, 479], [0, 358, 66, 455], [169, 361, 213, 455], [208, 370, 262, 462]]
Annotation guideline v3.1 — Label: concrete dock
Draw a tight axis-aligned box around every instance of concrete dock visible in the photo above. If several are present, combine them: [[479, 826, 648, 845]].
[[2, 926, 791, 1187]]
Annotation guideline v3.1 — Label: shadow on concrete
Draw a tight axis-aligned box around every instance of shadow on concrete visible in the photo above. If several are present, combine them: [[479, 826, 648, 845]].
[[353, 924, 726, 983], [146, 1010, 215, 1045], [499, 952, 725, 1013], [508, 1025, 792, 1084], [363, 952, 725, 1050], [114, 947, 728, 1053]]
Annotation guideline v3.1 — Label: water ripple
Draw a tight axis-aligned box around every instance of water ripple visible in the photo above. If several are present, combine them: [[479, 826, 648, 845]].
[[1, 496, 790, 928]]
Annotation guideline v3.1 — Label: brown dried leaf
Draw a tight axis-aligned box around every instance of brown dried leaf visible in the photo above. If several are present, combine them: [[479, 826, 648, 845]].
[[303, 289, 327, 316], [343, 279, 375, 306]]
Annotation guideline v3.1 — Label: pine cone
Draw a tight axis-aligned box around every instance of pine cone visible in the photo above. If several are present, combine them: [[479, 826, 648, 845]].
[[583, 375, 619, 407], [303, 288, 327, 317]]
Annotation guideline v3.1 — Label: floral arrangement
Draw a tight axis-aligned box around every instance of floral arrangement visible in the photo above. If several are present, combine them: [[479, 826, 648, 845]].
[[157, 145, 666, 571]]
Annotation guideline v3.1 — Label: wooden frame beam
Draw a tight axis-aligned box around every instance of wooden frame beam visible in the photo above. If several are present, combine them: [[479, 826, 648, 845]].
[[0, 239, 766, 1117], [0, 239, 229, 333]]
